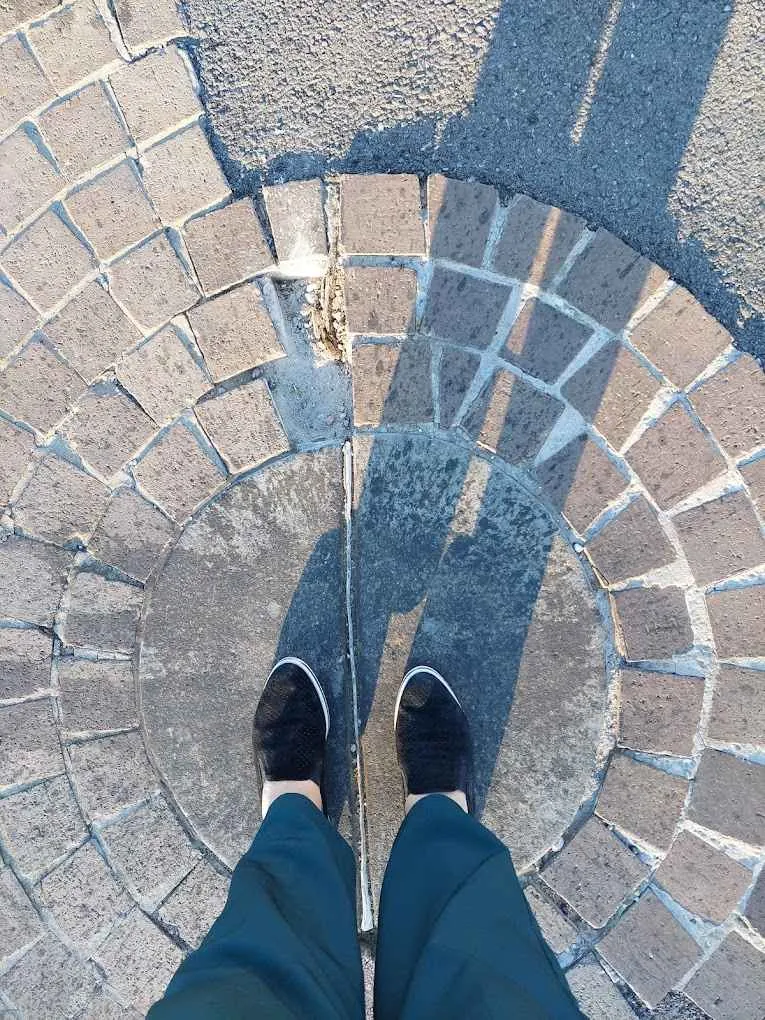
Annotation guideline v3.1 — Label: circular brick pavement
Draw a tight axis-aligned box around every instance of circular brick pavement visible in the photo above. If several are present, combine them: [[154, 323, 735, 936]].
[[1, 5, 765, 1019]]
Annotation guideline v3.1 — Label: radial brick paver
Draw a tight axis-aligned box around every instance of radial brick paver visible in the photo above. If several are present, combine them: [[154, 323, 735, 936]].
[[0, 6, 763, 1017]]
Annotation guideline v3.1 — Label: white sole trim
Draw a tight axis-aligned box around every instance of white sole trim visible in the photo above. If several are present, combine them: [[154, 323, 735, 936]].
[[269, 656, 330, 738], [393, 665, 462, 731]]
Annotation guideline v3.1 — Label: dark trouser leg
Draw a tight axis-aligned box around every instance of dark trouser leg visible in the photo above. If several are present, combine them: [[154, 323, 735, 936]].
[[374, 795, 583, 1020], [148, 794, 364, 1020]]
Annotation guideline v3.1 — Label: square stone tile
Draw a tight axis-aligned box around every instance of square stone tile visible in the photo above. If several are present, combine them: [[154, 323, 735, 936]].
[[102, 796, 198, 906], [741, 456, 765, 513], [0, 775, 85, 876], [186, 281, 284, 382], [427, 175, 499, 268], [352, 342, 433, 427], [0, 419, 34, 507], [612, 586, 694, 662], [744, 869, 765, 934], [158, 859, 229, 949], [543, 817, 648, 929], [438, 346, 481, 428], [28, 0, 117, 91], [619, 670, 703, 756], [464, 368, 563, 464], [340, 174, 424, 255], [343, 266, 417, 335], [61, 383, 155, 477], [116, 323, 210, 424], [560, 229, 669, 331], [66, 160, 159, 260], [562, 340, 662, 451], [421, 265, 510, 348], [523, 884, 577, 954], [61, 571, 142, 652], [109, 47, 200, 143], [90, 487, 176, 582], [14, 455, 109, 545], [195, 379, 288, 474], [0, 35, 53, 135], [0, 208, 95, 311], [132, 421, 224, 521], [503, 299, 592, 384], [492, 196, 586, 286], [38, 840, 129, 946], [595, 755, 687, 850], [0, 534, 71, 627], [0, 340, 85, 433], [114, 0, 185, 51], [1, 935, 97, 1016], [535, 434, 628, 534], [686, 933, 764, 1020], [627, 404, 727, 510], [707, 665, 764, 746], [95, 909, 183, 1014], [183, 198, 273, 295], [0, 698, 62, 786], [67, 731, 156, 819], [688, 750, 764, 846], [0, 0, 56, 32], [630, 287, 733, 389], [690, 355, 765, 459], [0, 866, 41, 959], [0, 128, 62, 233], [44, 281, 141, 383], [263, 178, 327, 264], [78, 991, 142, 1019], [0, 627, 52, 698], [0, 278, 37, 357], [565, 955, 635, 1020], [706, 584, 764, 659], [141, 123, 230, 224], [58, 658, 137, 732], [597, 890, 700, 1008], [38, 82, 129, 181], [655, 830, 751, 924], [108, 232, 199, 332], [673, 490, 765, 586], [586, 497, 676, 584]]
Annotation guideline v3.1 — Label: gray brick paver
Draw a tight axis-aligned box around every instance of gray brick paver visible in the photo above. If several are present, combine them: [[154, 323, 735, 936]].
[[618, 670, 703, 756], [595, 755, 687, 851], [340, 173, 425, 255], [427, 175, 499, 268], [655, 830, 752, 924], [686, 933, 765, 1020]]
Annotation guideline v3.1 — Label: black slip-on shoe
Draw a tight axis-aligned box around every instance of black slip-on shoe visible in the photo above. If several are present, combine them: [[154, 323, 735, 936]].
[[253, 656, 330, 812], [393, 665, 473, 812]]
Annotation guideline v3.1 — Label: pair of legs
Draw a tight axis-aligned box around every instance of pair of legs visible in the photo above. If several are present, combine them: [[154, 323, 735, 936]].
[[149, 661, 583, 1018]]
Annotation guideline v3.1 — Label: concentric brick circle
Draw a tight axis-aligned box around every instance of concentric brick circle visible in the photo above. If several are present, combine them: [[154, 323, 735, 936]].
[[1, 3, 765, 1017]]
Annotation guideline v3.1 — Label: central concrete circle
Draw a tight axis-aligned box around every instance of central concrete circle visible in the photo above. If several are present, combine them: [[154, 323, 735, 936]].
[[139, 438, 608, 875]]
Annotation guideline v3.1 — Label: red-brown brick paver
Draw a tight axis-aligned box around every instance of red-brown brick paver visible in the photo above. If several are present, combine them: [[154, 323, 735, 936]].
[[343, 267, 417, 335], [707, 665, 764, 746], [492, 196, 585, 287], [655, 830, 752, 924], [427, 175, 498, 267], [183, 199, 273, 295], [421, 265, 511, 349], [626, 403, 727, 509], [690, 355, 765, 459], [686, 933, 765, 1020], [619, 670, 703, 756], [340, 174, 425, 255], [688, 750, 764, 846], [535, 434, 628, 534], [598, 891, 700, 1008], [612, 586, 694, 662], [595, 755, 687, 850], [630, 287, 733, 388], [503, 299, 592, 384], [562, 340, 661, 451], [38, 82, 130, 182], [673, 489, 765, 586], [66, 161, 159, 260], [352, 342, 433, 427], [586, 497, 676, 583], [706, 584, 765, 659], [541, 816, 648, 927]]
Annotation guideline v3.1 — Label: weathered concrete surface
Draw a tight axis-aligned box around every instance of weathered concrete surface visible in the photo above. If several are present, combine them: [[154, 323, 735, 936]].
[[185, 0, 764, 356], [352, 434, 607, 906], [140, 448, 347, 866]]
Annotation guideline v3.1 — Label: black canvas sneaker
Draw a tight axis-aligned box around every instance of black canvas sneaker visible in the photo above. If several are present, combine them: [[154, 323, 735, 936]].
[[393, 665, 473, 811], [253, 657, 330, 809]]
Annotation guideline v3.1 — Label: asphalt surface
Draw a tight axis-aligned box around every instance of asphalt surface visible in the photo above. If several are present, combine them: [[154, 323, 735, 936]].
[[183, 0, 765, 360]]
